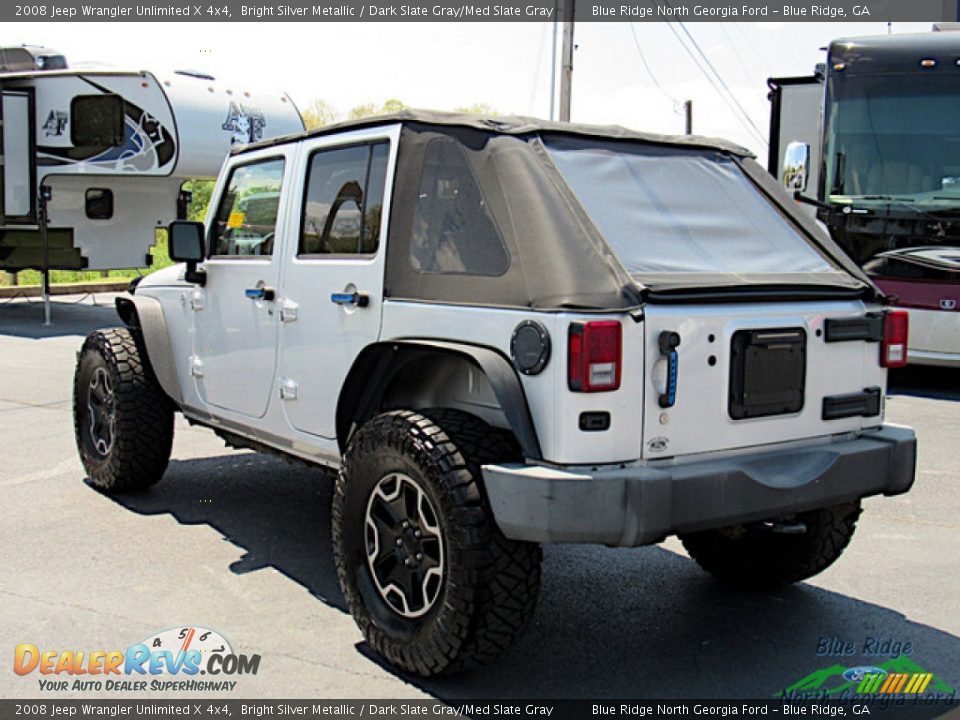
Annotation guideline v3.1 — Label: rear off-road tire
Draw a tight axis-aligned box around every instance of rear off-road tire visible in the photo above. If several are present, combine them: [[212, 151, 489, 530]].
[[332, 408, 541, 677], [679, 502, 862, 588], [73, 327, 174, 492]]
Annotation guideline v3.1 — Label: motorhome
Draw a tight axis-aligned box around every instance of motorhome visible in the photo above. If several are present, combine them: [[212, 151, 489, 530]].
[[769, 30, 960, 367]]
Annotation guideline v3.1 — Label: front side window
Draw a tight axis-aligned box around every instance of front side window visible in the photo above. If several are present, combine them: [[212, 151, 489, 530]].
[[300, 142, 389, 256], [71, 95, 125, 148], [545, 136, 838, 280], [211, 157, 285, 257], [409, 138, 510, 276]]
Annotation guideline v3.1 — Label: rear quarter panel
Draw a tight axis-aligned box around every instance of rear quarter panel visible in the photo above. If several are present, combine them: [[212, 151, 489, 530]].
[[379, 302, 645, 465]]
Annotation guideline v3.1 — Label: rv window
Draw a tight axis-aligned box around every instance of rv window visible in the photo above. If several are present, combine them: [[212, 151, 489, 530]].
[[85, 189, 113, 220], [211, 157, 286, 257], [36, 54, 68, 71], [409, 137, 509, 277], [71, 95, 125, 149], [299, 141, 389, 256]]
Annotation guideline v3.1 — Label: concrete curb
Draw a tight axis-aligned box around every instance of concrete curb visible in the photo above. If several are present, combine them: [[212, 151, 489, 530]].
[[0, 281, 130, 299]]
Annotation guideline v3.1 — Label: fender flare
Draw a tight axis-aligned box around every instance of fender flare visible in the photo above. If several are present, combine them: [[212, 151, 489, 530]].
[[115, 295, 183, 405], [336, 340, 543, 461]]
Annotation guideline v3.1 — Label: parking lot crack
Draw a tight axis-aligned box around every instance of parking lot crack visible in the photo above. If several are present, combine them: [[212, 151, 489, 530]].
[[0, 588, 144, 625]]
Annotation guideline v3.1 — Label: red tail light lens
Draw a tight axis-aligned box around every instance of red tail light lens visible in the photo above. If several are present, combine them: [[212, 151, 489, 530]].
[[881, 310, 909, 368], [568, 321, 622, 392]]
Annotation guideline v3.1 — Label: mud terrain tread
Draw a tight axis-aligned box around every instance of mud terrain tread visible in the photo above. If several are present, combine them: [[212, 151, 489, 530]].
[[422, 409, 542, 674], [73, 327, 174, 492], [679, 502, 862, 588], [332, 409, 540, 676]]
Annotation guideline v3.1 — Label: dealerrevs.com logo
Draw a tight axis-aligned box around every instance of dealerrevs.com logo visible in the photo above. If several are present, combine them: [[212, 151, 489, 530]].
[[13, 626, 260, 692]]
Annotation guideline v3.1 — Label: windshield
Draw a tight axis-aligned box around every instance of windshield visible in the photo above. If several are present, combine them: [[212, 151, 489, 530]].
[[544, 136, 839, 282], [825, 73, 960, 209]]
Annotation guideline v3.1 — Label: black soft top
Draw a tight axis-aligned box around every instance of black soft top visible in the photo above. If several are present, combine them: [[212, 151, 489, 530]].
[[234, 108, 754, 158], [235, 110, 878, 310]]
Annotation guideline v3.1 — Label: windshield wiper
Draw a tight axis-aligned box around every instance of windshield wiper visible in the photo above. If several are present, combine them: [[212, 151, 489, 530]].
[[849, 195, 916, 201], [840, 196, 955, 223]]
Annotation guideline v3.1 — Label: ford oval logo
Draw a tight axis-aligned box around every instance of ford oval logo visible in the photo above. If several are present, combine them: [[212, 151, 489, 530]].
[[842, 666, 888, 682]]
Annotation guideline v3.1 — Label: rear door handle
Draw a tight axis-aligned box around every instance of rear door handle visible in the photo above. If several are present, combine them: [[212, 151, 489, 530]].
[[245, 286, 275, 301], [330, 291, 369, 308]]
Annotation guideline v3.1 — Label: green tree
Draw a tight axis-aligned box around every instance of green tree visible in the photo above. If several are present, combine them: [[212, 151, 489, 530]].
[[345, 103, 375, 121], [182, 179, 214, 222], [346, 98, 407, 121], [454, 103, 499, 116], [301, 99, 340, 130], [380, 98, 407, 114]]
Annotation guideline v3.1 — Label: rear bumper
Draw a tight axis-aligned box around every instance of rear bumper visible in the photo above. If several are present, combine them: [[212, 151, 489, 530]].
[[907, 349, 960, 368], [481, 424, 916, 547]]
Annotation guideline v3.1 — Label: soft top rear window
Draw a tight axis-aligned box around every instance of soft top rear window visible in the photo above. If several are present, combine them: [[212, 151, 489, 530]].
[[544, 136, 841, 282]]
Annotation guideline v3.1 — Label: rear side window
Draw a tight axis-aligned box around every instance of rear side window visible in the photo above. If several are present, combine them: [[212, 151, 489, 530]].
[[299, 142, 389, 256], [71, 95, 125, 148], [545, 137, 837, 278], [410, 137, 509, 276], [210, 157, 285, 257]]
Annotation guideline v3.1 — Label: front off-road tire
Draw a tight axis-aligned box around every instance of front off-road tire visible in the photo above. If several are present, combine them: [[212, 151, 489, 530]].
[[332, 409, 541, 677], [73, 327, 174, 492], [679, 502, 862, 588]]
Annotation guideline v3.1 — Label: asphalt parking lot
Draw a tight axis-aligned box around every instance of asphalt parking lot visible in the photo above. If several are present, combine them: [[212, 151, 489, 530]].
[[1, 294, 958, 701]]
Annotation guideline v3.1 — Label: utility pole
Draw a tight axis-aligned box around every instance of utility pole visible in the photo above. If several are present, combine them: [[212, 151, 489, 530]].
[[559, 0, 575, 122], [549, 3, 558, 120], [684, 100, 693, 135]]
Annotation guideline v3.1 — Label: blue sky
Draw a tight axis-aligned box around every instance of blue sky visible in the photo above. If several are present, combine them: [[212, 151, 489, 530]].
[[6, 21, 936, 155]]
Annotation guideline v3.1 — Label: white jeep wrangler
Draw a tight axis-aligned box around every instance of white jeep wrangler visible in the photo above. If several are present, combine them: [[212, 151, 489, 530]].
[[73, 111, 917, 677]]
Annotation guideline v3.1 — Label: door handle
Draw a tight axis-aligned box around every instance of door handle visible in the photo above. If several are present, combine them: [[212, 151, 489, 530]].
[[330, 291, 369, 308], [245, 286, 275, 301]]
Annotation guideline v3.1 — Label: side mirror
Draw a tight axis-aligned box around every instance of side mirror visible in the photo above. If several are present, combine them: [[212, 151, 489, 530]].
[[782, 141, 811, 193], [168, 220, 206, 285]]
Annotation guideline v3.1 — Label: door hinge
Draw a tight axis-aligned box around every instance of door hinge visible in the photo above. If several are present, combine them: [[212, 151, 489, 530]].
[[189, 289, 204, 311], [189, 356, 204, 378], [280, 299, 298, 323], [279, 378, 299, 400]]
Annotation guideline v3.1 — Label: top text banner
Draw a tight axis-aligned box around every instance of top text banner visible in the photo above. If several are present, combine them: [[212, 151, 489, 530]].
[[4, 0, 959, 22]]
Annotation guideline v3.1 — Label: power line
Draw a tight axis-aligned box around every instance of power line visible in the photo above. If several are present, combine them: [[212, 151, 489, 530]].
[[675, 21, 768, 146], [731, 22, 769, 68], [718, 23, 760, 88], [663, 22, 762, 145], [664, 21, 767, 147], [628, 23, 681, 110]]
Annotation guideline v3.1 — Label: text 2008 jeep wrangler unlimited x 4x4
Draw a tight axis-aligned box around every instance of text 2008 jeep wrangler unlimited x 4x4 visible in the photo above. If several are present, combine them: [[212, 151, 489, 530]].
[[73, 111, 916, 677]]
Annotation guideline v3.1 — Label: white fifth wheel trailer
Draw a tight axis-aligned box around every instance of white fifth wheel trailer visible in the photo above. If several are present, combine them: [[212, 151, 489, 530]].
[[0, 60, 303, 274]]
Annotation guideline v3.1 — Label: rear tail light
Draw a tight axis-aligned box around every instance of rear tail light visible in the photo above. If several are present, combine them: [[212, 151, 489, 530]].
[[881, 310, 909, 368], [568, 321, 622, 392]]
